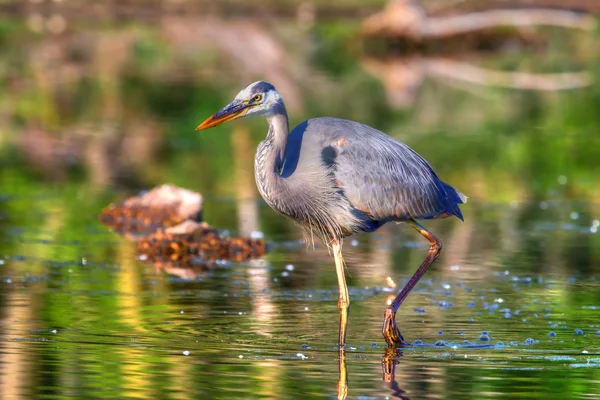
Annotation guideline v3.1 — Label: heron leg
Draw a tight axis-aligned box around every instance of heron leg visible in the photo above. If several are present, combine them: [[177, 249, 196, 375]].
[[333, 241, 350, 347], [337, 348, 348, 399], [382, 219, 442, 347]]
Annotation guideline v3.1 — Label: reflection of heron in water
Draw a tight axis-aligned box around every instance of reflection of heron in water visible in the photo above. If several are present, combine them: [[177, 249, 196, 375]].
[[338, 347, 411, 399], [197, 81, 466, 348], [382, 348, 411, 399]]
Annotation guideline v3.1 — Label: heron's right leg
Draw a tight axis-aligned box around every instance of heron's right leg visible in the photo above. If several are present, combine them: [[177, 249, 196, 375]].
[[332, 241, 350, 347], [382, 219, 442, 347], [337, 348, 348, 399]]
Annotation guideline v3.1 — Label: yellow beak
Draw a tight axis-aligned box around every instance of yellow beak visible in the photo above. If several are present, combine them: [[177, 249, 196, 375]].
[[196, 100, 249, 130]]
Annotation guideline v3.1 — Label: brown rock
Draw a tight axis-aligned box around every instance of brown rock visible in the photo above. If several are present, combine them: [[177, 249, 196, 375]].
[[99, 185, 203, 238], [99, 185, 266, 275]]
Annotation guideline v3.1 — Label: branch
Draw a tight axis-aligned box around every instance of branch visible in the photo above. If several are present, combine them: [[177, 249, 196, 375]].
[[421, 10, 596, 37], [362, 0, 597, 37]]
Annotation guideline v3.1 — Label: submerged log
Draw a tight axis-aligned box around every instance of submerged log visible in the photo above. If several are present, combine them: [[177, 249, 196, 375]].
[[99, 185, 266, 275]]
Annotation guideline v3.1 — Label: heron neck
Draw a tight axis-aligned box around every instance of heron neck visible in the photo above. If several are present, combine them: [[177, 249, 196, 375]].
[[266, 107, 290, 168]]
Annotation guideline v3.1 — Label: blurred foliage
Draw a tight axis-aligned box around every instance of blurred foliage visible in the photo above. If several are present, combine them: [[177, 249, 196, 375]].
[[0, 12, 598, 204]]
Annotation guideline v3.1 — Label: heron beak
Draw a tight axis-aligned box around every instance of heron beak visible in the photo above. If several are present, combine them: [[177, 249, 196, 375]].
[[196, 100, 249, 130]]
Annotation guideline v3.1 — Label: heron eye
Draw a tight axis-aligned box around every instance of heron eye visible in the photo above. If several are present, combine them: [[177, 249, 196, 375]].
[[253, 94, 262, 102]]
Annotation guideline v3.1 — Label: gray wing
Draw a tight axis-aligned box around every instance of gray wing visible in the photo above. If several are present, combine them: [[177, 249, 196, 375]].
[[305, 118, 465, 222]]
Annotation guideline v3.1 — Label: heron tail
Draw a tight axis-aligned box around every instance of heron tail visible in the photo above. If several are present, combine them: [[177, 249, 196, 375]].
[[442, 182, 467, 221]]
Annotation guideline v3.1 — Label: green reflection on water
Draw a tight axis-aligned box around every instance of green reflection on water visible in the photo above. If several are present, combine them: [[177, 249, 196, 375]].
[[0, 9, 599, 400]]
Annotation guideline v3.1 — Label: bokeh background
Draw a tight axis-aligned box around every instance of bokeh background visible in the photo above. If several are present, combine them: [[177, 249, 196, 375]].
[[1, 1, 600, 399]]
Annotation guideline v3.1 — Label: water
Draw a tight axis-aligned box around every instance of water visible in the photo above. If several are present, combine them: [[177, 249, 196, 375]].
[[1, 4, 600, 399], [2, 193, 599, 398]]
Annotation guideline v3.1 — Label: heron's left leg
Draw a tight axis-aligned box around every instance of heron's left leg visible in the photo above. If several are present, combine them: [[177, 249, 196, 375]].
[[332, 241, 350, 347], [382, 219, 442, 347]]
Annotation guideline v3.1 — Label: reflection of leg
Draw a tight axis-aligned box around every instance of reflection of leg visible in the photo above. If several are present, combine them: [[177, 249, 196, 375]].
[[382, 219, 442, 347], [382, 348, 411, 399], [333, 242, 350, 347], [337, 348, 348, 400], [382, 347, 400, 383]]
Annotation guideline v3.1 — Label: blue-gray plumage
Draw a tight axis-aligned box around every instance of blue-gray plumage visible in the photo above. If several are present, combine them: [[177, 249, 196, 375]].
[[274, 117, 466, 234], [197, 81, 466, 348]]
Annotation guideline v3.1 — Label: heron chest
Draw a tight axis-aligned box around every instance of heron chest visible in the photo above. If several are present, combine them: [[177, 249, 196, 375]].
[[254, 142, 360, 237]]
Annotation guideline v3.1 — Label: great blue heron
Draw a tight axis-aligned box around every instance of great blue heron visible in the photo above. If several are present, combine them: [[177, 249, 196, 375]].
[[197, 81, 466, 347]]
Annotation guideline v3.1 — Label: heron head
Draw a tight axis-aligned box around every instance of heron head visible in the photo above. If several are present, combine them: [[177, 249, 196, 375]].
[[196, 81, 283, 130]]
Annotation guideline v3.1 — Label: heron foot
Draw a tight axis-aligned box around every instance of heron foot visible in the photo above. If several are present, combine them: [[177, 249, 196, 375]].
[[382, 307, 405, 347]]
